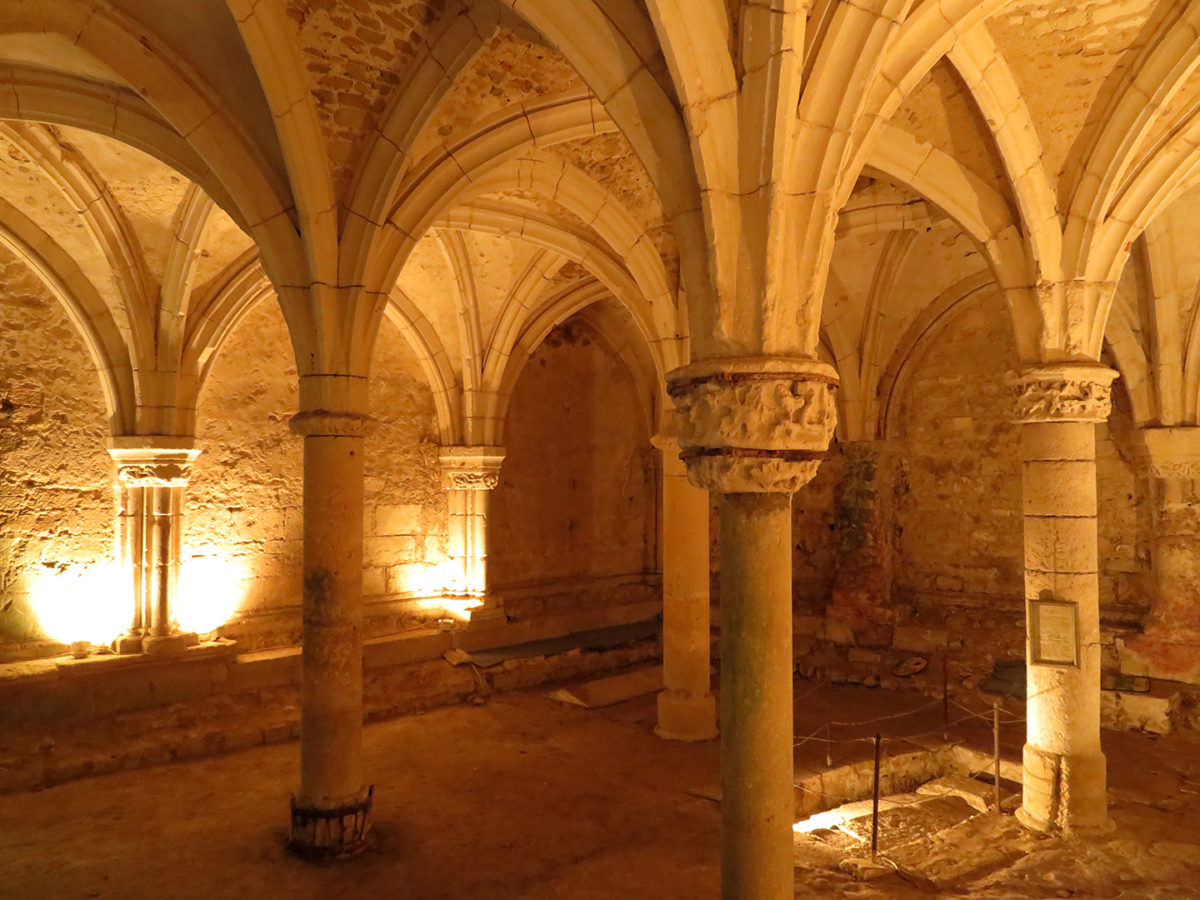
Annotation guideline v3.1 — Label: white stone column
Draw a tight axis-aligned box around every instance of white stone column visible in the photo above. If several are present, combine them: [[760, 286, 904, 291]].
[[440, 446, 505, 620], [288, 395, 374, 858], [651, 431, 717, 741], [108, 436, 201, 654], [1124, 427, 1200, 683], [1010, 364, 1116, 834], [667, 357, 838, 900]]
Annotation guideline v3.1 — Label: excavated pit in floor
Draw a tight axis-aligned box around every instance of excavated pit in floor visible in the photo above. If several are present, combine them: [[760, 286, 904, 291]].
[[793, 746, 1026, 889]]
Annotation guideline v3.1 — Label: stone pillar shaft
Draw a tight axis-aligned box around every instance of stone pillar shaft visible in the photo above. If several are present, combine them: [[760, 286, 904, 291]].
[[109, 437, 199, 654], [668, 356, 838, 900], [1011, 364, 1114, 834], [288, 405, 373, 857], [654, 435, 716, 741], [719, 491, 794, 898]]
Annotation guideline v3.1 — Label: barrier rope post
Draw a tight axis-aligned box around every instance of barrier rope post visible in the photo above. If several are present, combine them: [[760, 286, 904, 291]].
[[871, 732, 881, 862], [942, 656, 949, 741], [992, 702, 1001, 812]]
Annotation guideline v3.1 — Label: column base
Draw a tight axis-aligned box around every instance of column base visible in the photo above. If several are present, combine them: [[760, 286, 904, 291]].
[[114, 634, 143, 654], [288, 786, 374, 860], [655, 688, 718, 741], [1018, 744, 1112, 835], [141, 632, 198, 654]]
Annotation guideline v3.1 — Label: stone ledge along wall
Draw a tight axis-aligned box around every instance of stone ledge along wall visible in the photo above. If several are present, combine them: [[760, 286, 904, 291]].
[[0, 246, 112, 661], [190, 295, 446, 652], [489, 315, 659, 622]]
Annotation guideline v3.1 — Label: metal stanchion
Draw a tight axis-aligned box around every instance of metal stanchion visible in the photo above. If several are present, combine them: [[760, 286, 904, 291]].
[[942, 656, 949, 741], [871, 732, 881, 862], [992, 702, 1001, 811]]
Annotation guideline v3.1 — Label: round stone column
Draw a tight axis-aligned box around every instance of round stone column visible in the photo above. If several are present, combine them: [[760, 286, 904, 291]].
[[667, 356, 838, 900], [108, 437, 201, 654], [288, 401, 374, 858], [651, 431, 717, 741], [1010, 364, 1116, 834]]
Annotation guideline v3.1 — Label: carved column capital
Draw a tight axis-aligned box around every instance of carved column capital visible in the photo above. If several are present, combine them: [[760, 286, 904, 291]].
[[1134, 427, 1200, 480], [289, 410, 375, 438], [108, 436, 200, 486], [1008, 364, 1117, 425], [666, 356, 838, 494], [439, 446, 506, 490]]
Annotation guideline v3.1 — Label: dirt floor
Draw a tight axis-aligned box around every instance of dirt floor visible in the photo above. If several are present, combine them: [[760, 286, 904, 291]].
[[0, 677, 1197, 899]]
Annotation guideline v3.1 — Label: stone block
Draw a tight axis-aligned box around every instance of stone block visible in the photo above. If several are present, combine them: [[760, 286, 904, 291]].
[[375, 504, 422, 535], [363, 629, 452, 669], [934, 574, 964, 592], [1023, 461, 1097, 517], [854, 624, 893, 649], [820, 620, 855, 645], [893, 625, 949, 653], [1101, 689, 1177, 734], [362, 565, 386, 597], [847, 648, 881, 665], [227, 648, 302, 693], [794, 615, 822, 637], [1024, 516, 1098, 573]]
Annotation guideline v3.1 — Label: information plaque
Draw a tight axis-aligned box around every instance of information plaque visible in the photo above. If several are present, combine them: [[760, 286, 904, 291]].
[[1028, 598, 1080, 667]]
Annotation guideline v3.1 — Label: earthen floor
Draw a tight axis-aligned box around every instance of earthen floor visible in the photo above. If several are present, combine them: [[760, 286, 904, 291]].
[[0, 680, 1198, 899]]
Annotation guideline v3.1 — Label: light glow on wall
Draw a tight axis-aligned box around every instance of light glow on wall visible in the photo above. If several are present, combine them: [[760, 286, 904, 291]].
[[31, 562, 128, 646], [401, 561, 449, 597], [178, 555, 245, 635], [441, 596, 483, 621]]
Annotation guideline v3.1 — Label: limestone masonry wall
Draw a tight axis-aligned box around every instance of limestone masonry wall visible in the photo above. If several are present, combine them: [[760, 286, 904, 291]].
[[190, 296, 447, 651], [0, 246, 112, 659], [785, 289, 1156, 693]]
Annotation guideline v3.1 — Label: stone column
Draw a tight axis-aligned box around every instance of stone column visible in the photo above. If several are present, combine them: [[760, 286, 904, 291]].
[[1010, 364, 1116, 834], [108, 436, 201, 654], [1123, 427, 1200, 683], [288, 392, 374, 858], [439, 446, 505, 621], [667, 357, 838, 900], [651, 431, 717, 741]]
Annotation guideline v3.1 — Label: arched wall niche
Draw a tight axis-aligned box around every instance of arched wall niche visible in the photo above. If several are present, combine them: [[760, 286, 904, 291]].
[[489, 303, 659, 621], [0, 242, 112, 657]]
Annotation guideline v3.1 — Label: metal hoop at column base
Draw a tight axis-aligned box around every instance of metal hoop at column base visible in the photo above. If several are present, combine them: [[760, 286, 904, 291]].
[[288, 785, 374, 860]]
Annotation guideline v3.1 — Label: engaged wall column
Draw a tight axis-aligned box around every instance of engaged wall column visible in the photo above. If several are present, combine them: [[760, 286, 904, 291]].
[[1011, 364, 1115, 834], [651, 431, 717, 741], [440, 446, 505, 620], [667, 357, 838, 900], [1125, 427, 1200, 683], [109, 436, 200, 654]]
